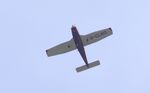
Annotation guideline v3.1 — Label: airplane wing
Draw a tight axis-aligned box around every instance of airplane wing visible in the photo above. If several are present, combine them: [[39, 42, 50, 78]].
[[81, 28, 113, 46], [46, 28, 112, 57], [46, 38, 76, 57]]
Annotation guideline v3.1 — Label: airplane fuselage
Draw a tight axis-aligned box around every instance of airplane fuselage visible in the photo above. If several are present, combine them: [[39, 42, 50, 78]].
[[71, 26, 89, 66]]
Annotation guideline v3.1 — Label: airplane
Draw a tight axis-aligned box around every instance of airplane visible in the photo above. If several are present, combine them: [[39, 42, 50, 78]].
[[46, 25, 113, 72]]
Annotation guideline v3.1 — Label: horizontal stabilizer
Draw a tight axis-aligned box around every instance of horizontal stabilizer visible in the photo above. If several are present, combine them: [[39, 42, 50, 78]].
[[76, 60, 100, 72]]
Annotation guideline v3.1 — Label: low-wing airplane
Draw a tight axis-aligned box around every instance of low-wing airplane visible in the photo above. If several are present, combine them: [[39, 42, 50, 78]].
[[46, 26, 113, 72]]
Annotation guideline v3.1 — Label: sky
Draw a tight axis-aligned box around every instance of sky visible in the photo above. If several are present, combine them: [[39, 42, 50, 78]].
[[0, 0, 150, 93]]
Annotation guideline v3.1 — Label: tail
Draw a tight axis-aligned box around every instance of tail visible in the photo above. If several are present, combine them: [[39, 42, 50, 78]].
[[76, 60, 100, 72]]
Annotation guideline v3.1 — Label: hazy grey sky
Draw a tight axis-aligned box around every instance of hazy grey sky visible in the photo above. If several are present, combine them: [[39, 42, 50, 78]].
[[0, 0, 150, 93]]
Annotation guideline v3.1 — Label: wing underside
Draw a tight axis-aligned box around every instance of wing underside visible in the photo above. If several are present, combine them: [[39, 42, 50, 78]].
[[81, 28, 113, 46], [46, 28, 112, 57], [46, 39, 76, 57]]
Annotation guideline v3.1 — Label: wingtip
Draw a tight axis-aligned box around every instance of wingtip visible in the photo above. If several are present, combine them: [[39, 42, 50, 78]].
[[46, 50, 49, 57], [109, 27, 112, 31]]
